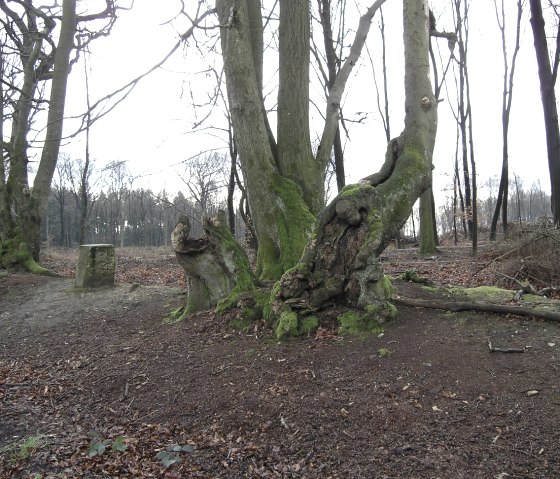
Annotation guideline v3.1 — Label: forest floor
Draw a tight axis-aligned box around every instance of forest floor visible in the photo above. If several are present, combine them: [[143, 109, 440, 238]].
[[1, 243, 559, 478]]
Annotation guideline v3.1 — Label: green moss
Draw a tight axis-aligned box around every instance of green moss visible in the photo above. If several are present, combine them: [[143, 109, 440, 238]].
[[339, 184, 376, 198], [0, 236, 50, 275], [299, 315, 319, 335], [215, 291, 244, 316], [371, 276, 397, 300], [401, 270, 433, 285], [254, 288, 274, 322], [337, 310, 385, 338], [377, 348, 392, 357], [449, 285, 515, 304], [275, 310, 299, 339], [274, 310, 319, 340], [257, 174, 316, 280]]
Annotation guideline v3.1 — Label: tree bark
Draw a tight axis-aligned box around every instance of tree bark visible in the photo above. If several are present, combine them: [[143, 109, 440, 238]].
[[172, 211, 255, 314], [217, 0, 315, 280], [275, 0, 437, 323], [277, 0, 320, 214], [419, 187, 438, 254], [490, 0, 522, 240], [26, 0, 77, 258], [530, 0, 560, 225], [394, 295, 560, 323]]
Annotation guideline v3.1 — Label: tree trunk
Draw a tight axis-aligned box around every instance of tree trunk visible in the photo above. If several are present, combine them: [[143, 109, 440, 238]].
[[1, 0, 76, 271], [275, 0, 437, 326], [172, 211, 255, 315], [277, 0, 321, 215], [530, 0, 560, 225], [490, 0, 522, 240], [319, 0, 346, 192], [217, 0, 315, 280], [28, 0, 77, 258], [419, 187, 438, 254]]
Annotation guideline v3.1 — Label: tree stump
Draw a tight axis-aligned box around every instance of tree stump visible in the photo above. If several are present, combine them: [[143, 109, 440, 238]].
[[172, 211, 254, 315], [75, 244, 115, 288]]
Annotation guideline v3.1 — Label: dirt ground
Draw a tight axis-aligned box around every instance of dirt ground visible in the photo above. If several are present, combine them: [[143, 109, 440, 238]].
[[1, 245, 560, 478]]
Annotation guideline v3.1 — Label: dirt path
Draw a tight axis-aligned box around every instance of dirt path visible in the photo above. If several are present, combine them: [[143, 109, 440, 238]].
[[1, 272, 560, 478]]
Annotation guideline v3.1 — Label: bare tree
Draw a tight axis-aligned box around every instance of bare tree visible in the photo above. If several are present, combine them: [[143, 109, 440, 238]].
[[180, 152, 228, 221], [490, 0, 523, 240], [529, 0, 560, 225], [0, 0, 120, 270]]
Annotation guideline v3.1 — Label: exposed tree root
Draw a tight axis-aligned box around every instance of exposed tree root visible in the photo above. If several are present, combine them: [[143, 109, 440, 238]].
[[394, 295, 560, 323]]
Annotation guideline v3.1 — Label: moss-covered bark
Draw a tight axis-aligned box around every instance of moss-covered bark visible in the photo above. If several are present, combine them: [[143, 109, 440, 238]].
[[0, 232, 50, 274], [217, 0, 317, 280], [172, 211, 256, 317], [271, 0, 437, 331]]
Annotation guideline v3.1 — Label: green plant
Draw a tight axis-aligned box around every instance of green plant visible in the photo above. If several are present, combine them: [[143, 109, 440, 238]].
[[0, 435, 47, 466], [377, 348, 391, 357], [88, 433, 127, 457], [156, 444, 194, 469]]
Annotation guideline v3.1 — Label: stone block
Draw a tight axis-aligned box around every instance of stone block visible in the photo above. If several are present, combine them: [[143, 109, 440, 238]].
[[75, 244, 115, 288]]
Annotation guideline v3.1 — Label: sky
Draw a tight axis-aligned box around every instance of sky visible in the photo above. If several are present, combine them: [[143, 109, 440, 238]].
[[60, 0, 552, 208]]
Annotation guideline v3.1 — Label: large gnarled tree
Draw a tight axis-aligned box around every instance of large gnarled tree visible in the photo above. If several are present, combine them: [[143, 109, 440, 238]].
[[191, 0, 440, 326]]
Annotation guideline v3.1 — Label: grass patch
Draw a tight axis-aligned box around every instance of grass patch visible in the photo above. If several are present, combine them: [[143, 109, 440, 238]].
[[1, 435, 48, 466]]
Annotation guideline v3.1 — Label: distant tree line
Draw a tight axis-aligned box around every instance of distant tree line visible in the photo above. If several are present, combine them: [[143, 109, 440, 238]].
[[438, 178, 552, 241], [42, 155, 247, 249], [391, 178, 552, 243], [44, 155, 551, 249]]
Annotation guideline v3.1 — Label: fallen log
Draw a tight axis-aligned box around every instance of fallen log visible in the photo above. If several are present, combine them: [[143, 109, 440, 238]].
[[394, 296, 560, 323]]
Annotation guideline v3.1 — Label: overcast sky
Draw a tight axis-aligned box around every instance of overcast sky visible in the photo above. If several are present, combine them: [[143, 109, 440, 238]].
[[61, 0, 551, 207]]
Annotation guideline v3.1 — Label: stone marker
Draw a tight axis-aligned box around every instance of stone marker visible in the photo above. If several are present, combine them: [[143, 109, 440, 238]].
[[75, 244, 115, 288]]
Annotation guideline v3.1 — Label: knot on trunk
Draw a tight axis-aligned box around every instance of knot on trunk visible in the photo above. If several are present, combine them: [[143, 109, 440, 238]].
[[275, 184, 393, 319]]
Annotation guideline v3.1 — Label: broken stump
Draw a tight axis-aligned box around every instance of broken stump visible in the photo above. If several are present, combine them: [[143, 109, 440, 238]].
[[75, 244, 115, 288], [172, 211, 254, 315]]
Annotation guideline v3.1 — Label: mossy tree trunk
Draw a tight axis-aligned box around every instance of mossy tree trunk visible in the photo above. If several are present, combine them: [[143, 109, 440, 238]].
[[0, 1, 114, 271], [0, 0, 76, 271], [276, 0, 438, 318], [172, 211, 255, 315], [217, 0, 388, 281], [217, 0, 316, 280]]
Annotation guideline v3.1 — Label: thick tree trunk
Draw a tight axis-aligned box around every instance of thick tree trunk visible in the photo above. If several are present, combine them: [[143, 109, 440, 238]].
[[2, 0, 76, 266], [530, 0, 560, 225], [277, 0, 321, 215], [217, 0, 315, 280], [172, 211, 255, 315], [275, 0, 437, 327]]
